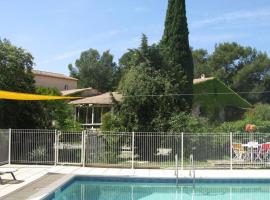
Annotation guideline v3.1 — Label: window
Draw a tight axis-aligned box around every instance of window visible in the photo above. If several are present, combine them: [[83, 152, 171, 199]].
[[64, 84, 69, 90]]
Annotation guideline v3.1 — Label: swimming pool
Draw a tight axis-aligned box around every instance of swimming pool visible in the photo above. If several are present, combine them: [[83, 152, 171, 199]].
[[44, 177, 270, 200]]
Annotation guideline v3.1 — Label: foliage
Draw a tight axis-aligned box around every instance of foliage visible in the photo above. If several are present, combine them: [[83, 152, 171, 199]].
[[208, 42, 257, 86], [36, 87, 78, 130], [116, 35, 193, 132], [168, 104, 270, 134], [232, 53, 270, 104], [169, 113, 209, 133], [213, 119, 270, 133], [194, 78, 252, 121], [193, 42, 270, 104], [193, 49, 211, 78], [245, 103, 270, 121], [55, 118, 82, 131], [0, 39, 43, 128], [192, 42, 270, 121], [119, 66, 165, 131], [160, 0, 194, 111], [68, 49, 120, 92], [101, 112, 126, 132], [213, 105, 270, 133]]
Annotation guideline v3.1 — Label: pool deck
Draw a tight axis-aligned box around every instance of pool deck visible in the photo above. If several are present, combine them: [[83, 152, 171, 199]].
[[1, 164, 270, 199]]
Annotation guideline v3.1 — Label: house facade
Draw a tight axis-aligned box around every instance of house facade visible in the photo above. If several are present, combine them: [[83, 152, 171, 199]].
[[32, 70, 78, 91]]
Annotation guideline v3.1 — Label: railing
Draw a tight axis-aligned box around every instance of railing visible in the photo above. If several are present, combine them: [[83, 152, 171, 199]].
[[10, 129, 56, 165], [2, 129, 270, 170]]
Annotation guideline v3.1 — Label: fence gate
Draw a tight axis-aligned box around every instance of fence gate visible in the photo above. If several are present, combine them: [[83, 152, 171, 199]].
[[56, 131, 83, 165]]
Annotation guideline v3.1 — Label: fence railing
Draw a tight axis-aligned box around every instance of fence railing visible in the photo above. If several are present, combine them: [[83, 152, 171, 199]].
[[2, 129, 270, 169]]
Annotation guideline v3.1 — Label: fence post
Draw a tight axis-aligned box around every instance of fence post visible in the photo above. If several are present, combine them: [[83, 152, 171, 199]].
[[230, 132, 233, 170], [131, 132, 135, 170], [54, 130, 57, 166], [8, 128, 11, 165], [181, 132, 184, 171], [175, 154, 178, 177], [82, 130, 86, 167]]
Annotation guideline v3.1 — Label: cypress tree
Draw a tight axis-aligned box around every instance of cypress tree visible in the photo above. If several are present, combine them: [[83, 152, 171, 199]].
[[161, 0, 194, 111]]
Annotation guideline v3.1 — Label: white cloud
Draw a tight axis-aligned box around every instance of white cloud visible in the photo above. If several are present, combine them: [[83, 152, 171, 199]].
[[192, 9, 270, 28]]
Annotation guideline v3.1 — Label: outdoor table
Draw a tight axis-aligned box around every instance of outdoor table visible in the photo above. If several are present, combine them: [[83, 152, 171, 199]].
[[242, 142, 260, 162]]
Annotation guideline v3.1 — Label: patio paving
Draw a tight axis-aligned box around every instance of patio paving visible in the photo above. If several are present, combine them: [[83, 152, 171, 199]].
[[1, 164, 270, 199], [1, 173, 66, 200]]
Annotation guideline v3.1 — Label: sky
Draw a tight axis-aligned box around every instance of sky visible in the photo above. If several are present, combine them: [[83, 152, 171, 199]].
[[1, 0, 270, 75]]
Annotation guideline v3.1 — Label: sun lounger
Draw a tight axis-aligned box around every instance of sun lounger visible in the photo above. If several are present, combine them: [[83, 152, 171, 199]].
[[0, 168, 17, 184]]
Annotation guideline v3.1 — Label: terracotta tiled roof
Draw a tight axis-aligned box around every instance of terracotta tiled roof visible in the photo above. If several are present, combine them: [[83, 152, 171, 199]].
[[61, 88, 98, 96], [70, 92, 122, 105]]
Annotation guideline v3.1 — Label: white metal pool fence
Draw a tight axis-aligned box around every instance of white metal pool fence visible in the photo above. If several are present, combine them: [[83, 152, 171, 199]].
[[0, 129, 9, 165], [1, 129, 270, 170]]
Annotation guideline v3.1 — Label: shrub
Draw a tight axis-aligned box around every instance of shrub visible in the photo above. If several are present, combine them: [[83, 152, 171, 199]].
[[101, 112, 126, 132], [245, 103, 270, 121], [169, 113, 210, 133], [55, 118, 82, 131]]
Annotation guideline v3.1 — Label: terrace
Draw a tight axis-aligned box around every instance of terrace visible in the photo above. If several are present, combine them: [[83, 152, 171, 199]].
[[1, 129, 270, 198]]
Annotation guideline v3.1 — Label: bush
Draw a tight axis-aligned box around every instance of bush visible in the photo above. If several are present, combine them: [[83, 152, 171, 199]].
[[214, 118, 270, 133], [245, 103, 270, 121], [169, 113, 210, 133], [55, 118, 82, 131], [101, 112, 126, 132]]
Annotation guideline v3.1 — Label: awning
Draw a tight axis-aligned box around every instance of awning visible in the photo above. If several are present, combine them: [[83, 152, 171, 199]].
[[0, 90, 80, 101]]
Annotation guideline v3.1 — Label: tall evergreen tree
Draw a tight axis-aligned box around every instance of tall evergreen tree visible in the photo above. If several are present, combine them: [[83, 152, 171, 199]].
[[160, 0, 194, 111]]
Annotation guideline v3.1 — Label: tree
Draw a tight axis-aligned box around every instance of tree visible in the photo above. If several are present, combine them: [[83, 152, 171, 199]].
[[192, 49, 211, 78], [208, 42, 258, 86], [231, 52, 270, 104], [0, 39, 44, 128], [68, 49, 119, 92], [36, 87, 78, 130], [118, 36, 168, 131], [116, 35, 192, 131], [160, 0, 194, 111], [205, 42, 270, 104]]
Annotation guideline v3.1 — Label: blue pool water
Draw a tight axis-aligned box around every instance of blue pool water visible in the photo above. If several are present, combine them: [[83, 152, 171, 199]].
[[44, 177, 270, 200]]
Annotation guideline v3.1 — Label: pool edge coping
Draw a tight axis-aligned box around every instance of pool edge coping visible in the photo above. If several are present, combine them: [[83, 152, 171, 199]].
[[28, 174, 75, 200], [29, 174, 270, 200]]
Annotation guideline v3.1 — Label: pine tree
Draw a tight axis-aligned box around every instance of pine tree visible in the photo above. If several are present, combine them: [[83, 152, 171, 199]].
[[161, 0, 194, 111]]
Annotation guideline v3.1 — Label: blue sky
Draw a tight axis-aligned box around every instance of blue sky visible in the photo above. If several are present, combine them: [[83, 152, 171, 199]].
[[1, 0, 270, 75]]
